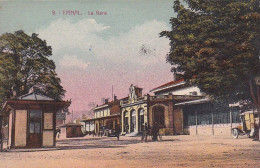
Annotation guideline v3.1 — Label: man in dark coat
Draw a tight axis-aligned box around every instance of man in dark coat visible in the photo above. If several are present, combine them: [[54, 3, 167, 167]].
[[143, 123, 149, 142], [115, 124, 120, 140], [152, 122, 159, 141]]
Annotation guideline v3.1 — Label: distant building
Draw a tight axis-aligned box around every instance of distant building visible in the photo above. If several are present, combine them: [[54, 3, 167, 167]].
[[80, 110, 95, 134], [58, 123, 83, 139], [1, 92, 71, 149], [80, 119, 95, 134], [81, 96, 123, 135]]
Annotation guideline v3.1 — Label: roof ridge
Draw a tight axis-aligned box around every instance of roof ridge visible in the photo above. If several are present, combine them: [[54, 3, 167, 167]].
[[150, 79, 185, 92]]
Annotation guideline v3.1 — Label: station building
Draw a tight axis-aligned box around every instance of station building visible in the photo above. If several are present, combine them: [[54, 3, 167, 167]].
[[120, 85, 148, 135], [121, 83, 204, 136], [84, 77, 243, 137]]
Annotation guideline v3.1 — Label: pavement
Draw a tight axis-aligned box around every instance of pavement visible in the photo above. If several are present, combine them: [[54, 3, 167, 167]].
[[0, 135, 259, 168]]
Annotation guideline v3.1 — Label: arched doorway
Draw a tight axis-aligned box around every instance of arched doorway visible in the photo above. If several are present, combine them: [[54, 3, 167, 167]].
[[123, 111, 129, 133], [138, 108, 144, 132], [153, 106, 165, 127], [130, 110, 136, 132]]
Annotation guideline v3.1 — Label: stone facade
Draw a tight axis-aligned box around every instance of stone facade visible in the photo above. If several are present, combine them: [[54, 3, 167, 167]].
[[148, 96, 175, 135], [121, 85, 194, 135], [121, 98, 148, 134]]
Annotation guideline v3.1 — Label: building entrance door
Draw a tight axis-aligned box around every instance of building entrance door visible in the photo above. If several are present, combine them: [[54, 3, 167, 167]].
[[124, 111, 129, 133], [138, 109, 144, 132], [28, 110, 42, 148], [153, 106, 165, 127], [131, 110, 136, 132]]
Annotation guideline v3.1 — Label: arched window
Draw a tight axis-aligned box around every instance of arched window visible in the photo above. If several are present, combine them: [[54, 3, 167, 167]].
[[130, 110, 136, 132], [123, 111, 129, 132], [153, 106, 165, 127], [138, 108, 144, 132]]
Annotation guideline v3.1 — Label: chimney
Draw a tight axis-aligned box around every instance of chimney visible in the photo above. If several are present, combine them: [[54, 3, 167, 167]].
[[105, 98, 109, 104], [135, 87, 143, 98], [114, 95, 117, 101]]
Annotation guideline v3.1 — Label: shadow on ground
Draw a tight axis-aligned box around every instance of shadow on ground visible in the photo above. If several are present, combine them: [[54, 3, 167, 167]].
[[56, 137, 141, 151], [5, 136, 180, 152]]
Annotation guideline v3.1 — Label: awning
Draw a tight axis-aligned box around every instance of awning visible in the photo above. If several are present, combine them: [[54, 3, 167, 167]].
[[174, 98, 211, 106]]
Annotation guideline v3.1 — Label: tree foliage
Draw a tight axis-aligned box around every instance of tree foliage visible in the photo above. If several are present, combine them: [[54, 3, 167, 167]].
[[0, 30, 65, 102], [160, 0, 260, 103]]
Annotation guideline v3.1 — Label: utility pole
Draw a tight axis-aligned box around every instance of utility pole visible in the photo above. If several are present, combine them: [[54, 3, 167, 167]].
[[72, 110, 74, 123], [112, 85, 114, 101]]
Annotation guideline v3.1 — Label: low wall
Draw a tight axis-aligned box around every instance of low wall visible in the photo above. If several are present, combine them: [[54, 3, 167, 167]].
[[185, 123, 240, 135]]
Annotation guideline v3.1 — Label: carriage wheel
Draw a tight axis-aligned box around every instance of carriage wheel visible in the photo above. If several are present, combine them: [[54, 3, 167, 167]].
[[232, 128, 239, 139]]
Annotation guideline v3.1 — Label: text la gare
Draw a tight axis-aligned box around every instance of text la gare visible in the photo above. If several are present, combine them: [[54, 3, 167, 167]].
[[88, 11, 107, 15]]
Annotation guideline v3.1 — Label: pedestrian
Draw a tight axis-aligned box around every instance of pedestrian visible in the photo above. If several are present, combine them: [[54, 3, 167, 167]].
[[131, 123, 134, 132], [152, 122, 159, 141], [115, 124, 120, 140], [142, 123, 149, 142], [253, 121, 259, 141], [92, 130, 95, 137], [125, 124, 129, 134]]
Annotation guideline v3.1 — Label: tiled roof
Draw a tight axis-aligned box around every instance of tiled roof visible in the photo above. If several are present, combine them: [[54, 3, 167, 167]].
[[150, 79, 185, 92]]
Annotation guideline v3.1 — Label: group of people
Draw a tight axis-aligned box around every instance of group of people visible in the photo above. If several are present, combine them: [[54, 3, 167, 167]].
[[142, 122, 160, 142], [92, 124, 121, 141], [91, 122, 160, 142]]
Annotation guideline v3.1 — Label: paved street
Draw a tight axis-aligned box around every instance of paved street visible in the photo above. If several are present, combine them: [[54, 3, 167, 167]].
[[0, 135, 259, 168]]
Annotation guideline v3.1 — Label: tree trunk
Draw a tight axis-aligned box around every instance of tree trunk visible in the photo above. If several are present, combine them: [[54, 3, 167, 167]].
[[0, 115, 3, 152], [249, 79, 260, 141], [257, 85, 260, 141]]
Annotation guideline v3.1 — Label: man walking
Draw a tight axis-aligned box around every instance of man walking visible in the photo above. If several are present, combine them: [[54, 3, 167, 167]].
[[115, 124, 120, 140], [143, 123, 149, 142]]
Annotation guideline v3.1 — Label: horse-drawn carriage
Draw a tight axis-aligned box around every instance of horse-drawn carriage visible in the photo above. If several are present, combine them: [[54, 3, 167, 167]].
[[141, 127, 163, 141]]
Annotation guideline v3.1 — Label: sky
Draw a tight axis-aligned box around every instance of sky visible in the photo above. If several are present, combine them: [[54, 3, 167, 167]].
[[0, 0, 177, 117]]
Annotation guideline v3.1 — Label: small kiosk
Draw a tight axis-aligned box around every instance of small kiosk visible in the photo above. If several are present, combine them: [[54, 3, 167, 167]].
[[2, 92, 71, 149], [59, 123, 83, 139]]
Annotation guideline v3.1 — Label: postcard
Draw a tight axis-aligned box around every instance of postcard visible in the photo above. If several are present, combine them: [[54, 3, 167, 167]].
[[0, 0, 259, 168]]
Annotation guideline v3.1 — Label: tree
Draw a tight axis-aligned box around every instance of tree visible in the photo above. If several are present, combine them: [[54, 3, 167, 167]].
[[0, 30, 65, 102], [160, 0, 260, 138]]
